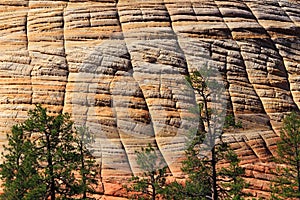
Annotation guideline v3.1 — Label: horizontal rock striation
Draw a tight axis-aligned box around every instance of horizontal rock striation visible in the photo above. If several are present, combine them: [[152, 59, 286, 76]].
[[0, 0, 299, 198]]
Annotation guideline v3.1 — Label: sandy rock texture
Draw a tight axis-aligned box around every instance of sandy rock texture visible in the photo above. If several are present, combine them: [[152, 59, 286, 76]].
[[0, 0, 299, 198]]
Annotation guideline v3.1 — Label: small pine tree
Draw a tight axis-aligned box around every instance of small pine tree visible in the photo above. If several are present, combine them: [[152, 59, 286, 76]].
[[126, 144, 168, 200], [170, 138, 248, 200], [179, 131, 212, 199], [271, 111, 300, 199], [0, 105, 101, 200], [218, 147, 249, 200], [164, 70, 248, 200], [25, 105, 80, 200], [0, 125, 46, 200], [186, 70, 219, 200], [76, 126, 100, 199]]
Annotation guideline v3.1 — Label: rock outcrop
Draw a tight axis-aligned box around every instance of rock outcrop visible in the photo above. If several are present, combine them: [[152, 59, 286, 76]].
[[0, 0, 299, 198]]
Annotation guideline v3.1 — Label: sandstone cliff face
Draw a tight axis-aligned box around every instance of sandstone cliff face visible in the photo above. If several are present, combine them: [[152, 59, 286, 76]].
[[0, 0, 299, 198]]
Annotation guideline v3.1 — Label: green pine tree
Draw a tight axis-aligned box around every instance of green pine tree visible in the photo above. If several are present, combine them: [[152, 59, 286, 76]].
[[180, 137, 213, 199], [218, 147, 249, 200], [169, 136, 248, 200], [76, 126, 100, 199], [25, 105, 80, 200], [271, 111, 300, 199], [187, 70, 220, 200], [0, 125, 46, 200], [126, 144, 168, 200], [0, 105, 101, 200], [164, 70, 247, 200]]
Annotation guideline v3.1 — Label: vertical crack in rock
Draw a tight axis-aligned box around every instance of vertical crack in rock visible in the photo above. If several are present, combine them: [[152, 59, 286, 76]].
[[112, 3, 170, 176], [113, 1, 161, 176], [241, 0, 299, 132], [115, 0, 171, 175], [213, 0, 272, 130], [213, 0, 247, 116], [25, 10, 29, 53], [0, 2, 33, 139], [28, 1, 69, 113], [62, 2, 137, 192], [107, 70, 134, 176], [162, 0, 189, 75], [275, 0, 300, 110], [164, 1, 231, 154], [274, 37, 300, 110], [110, 69, 165, 175], [245, 1, 294, 106], [61, 2, 69, 109], [117, 0, 200, 176], [25, 7, 33, 106]]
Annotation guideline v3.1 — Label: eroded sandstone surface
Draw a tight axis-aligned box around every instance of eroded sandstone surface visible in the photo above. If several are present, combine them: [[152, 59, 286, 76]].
[[0, 0, 299, 198]]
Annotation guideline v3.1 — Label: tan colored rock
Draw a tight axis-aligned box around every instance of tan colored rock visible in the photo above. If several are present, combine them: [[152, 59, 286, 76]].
[[0, 0, 299, 198]]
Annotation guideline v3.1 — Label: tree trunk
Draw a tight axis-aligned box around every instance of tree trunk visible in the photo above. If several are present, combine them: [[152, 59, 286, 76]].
[[297, 160, 300, 194], [212, 147, 218, 200], [203, 93, 218, 200], [151, 172, 156, 200], [298, 173, 300, 195], [295, 144, 300, 195], [46, 134, 55, 200], [80, 141, 87, 199]]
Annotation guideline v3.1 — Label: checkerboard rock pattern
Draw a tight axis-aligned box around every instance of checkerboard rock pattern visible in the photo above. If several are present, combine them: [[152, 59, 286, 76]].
[[0, 0, 299, 198]]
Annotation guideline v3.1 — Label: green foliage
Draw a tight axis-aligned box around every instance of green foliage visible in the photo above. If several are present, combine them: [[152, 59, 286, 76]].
[[218, 148, 249, 200], [224, 114, 243, 129], [166, 138, 248, 200], [164, 70, 248, 200], [271, 112, 300, 199], [0, 125, 46, 200], [75, 126, 100, 199], [187, 70, 219, 199], [0, 105, 100, 200], [128, 70, 248, 199], [126, 144, 168, 200], [179, 133, 212, 199]]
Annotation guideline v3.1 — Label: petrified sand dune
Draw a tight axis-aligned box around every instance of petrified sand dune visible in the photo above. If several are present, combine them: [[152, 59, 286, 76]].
[[0, 0, 299, 198]]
